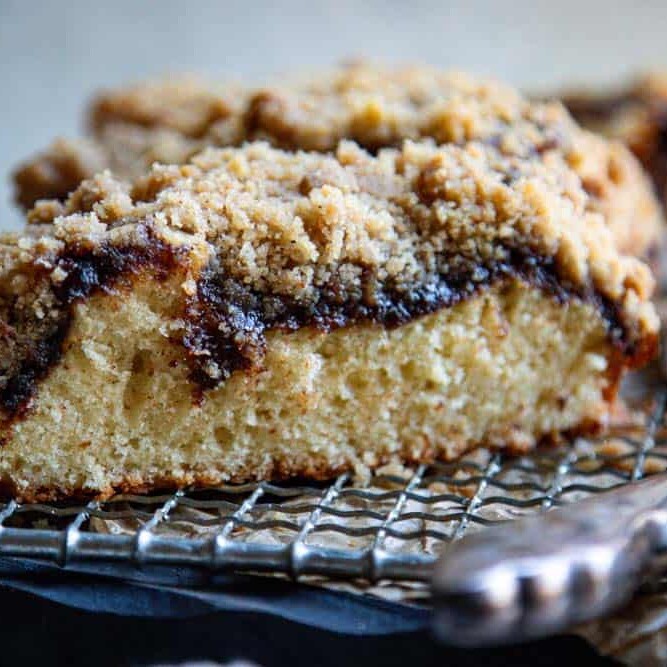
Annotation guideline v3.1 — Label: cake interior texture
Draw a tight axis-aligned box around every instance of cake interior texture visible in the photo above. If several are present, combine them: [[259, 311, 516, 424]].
[[2, 275, 619, 501]]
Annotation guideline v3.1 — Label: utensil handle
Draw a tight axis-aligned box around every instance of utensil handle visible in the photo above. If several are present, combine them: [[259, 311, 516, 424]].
[[431, 473, 667, 646]]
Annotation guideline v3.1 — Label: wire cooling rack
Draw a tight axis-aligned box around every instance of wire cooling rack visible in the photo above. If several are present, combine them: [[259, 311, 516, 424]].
[[0, 375, 665, 587]]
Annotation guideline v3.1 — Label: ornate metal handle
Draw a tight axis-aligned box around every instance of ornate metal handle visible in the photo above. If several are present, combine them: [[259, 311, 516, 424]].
[[431, 472, 667, 645]]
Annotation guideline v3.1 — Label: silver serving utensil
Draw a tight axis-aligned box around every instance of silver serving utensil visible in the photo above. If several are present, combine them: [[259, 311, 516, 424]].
[[432, 469, 667, 645], [432, 331, 667, 646]]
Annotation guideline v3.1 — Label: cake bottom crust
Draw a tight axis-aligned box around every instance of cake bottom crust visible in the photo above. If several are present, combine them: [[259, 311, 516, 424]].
[[1, 421, 605, 503], [0, 276, 633, 502]]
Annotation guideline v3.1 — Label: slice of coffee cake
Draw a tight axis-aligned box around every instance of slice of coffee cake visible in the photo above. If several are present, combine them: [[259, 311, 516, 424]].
[[13, 65, 663, 257], [0, 138, 657, 501]]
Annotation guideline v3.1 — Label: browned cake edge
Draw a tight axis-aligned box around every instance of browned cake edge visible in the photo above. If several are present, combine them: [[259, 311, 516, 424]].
[[0, 419, 611, 503]]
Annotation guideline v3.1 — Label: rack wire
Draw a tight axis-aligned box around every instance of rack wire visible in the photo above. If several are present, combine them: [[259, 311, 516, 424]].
[[1, 375, 665, 588]]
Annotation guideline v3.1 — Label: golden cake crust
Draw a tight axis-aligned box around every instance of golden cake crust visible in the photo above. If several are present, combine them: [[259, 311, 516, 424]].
[[1, 421, 602, 504]]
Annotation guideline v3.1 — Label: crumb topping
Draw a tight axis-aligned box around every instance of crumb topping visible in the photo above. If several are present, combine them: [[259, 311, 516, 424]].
[[26, 139, 657, 343], [13, 64, 663, 260], [563, 72, 667, 200], [89, 76, 246, 139], [13, 138, 107, 210]]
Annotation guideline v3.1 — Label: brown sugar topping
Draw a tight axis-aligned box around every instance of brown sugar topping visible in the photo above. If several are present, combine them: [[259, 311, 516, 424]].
[[13, 65, 662, 262]]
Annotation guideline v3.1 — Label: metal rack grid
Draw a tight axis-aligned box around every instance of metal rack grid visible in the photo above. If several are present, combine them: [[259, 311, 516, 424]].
[[0, 378, 665, 586]]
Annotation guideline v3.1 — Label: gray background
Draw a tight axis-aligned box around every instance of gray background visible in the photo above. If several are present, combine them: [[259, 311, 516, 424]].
[[2, 0, 667, 229]]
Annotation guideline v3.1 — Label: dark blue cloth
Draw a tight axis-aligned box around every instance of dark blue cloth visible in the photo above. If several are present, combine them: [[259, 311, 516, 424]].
[[0, 558, 614, 666], [0, 557, 429, 634]]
